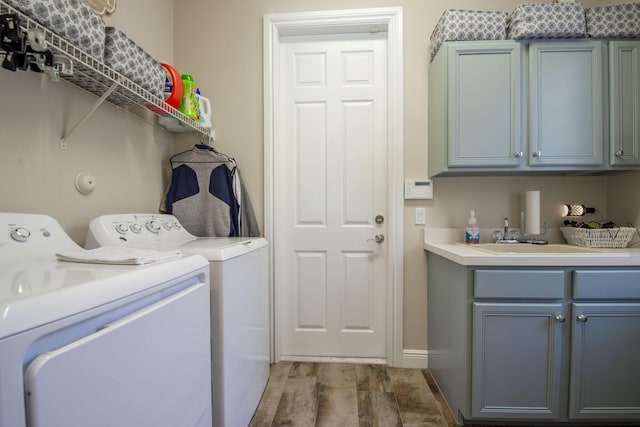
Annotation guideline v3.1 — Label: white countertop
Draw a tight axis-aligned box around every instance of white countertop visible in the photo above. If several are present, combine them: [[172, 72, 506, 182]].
[[423, 228, 640, 267]]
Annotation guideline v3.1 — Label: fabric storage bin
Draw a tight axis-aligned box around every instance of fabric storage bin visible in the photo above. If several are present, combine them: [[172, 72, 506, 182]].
[[586, 3, 640, 38], [508, 2, 586, 40], [430, 9, 508, 61], [103, 27, 165, 100], [2, 0, 105, 59]]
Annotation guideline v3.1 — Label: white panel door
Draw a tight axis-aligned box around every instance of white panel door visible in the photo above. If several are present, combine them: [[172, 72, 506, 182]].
[[276, 33, 388, 359]]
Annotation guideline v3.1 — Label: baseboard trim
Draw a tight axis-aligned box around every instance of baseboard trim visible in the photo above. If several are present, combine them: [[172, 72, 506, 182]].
[[279, 355, 388, 365], [276, 350, 429, 369], [402, 349, 429, 369]]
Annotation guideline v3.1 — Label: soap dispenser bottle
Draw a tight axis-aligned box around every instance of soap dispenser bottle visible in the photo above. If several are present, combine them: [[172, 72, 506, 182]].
[[465, 209, 480, 244]]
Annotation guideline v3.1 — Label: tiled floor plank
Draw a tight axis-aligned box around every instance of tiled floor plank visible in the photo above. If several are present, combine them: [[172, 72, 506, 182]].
[[272, 376, 319, 427], [316, 388, 360, 426], [388, 367, 447, 427], [358, 391, 403, 427], [355, 364, 394, 393], [249, 362, 293, 427]]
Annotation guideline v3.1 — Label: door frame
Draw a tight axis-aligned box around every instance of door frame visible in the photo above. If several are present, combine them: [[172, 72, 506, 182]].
[[263, 8, 404, 366]]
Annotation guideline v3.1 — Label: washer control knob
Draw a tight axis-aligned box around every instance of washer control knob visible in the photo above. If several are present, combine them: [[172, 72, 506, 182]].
[[130, 223, 143, 233], [163, 221, 173, 231], [10, 227, 31, 242], [173, 221, 182, 230], [146, 220, 161, 234], [115, 224, 129, 235]]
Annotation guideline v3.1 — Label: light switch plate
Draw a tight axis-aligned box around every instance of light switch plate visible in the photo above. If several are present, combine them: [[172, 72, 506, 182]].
[[415, 208, 426, 225]]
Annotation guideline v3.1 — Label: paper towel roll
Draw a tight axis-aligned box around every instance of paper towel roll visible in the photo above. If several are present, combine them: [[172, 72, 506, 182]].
[[525, 191, 540, 235]]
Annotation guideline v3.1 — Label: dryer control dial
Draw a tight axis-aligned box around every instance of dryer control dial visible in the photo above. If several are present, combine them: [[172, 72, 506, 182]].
[[10, 227, 31, 242], [146, 220, 161, 234], [162, 221, 174, 231], [115, 224, 129, 235]]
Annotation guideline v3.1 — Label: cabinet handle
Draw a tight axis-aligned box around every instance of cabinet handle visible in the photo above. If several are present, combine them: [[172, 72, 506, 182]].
[[532, 150, 542, 158], [615, 150, 624, 157], [577, 314, 588, 323], [514, 151, 524, 158], [555, 315, 566, 323]]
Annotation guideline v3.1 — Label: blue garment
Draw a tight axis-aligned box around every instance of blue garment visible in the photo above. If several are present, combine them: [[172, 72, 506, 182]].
[[163, 146, 245, 237]]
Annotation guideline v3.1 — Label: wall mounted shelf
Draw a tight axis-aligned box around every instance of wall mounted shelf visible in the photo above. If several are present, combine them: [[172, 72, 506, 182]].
[[0, 0, 214, 148]]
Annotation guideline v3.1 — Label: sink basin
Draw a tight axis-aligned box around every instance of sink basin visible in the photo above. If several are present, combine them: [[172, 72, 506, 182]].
[[464, 243, 601, 254]]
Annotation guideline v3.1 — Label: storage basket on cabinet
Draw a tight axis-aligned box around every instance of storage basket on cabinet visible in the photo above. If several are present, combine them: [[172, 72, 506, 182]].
[[560, 227, 636, 248]]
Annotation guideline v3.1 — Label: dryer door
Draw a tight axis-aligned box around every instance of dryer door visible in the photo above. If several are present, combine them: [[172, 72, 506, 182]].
[[24, 283, 211, 427]]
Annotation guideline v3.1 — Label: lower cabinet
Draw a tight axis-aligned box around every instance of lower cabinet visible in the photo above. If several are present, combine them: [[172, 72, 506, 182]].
[[569, 303, 640, 419], [427, 255, 640, 424], [472, 302, 564, 419]]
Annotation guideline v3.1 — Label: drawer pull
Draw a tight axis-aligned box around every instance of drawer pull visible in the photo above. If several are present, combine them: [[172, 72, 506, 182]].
[[555, 315, 566, 323], [577, 314, 588, 323]]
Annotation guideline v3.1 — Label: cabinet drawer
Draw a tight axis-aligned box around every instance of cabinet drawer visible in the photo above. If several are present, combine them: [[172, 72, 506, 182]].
[[474, 270, 565, 299], [573, 270, 640, 299]]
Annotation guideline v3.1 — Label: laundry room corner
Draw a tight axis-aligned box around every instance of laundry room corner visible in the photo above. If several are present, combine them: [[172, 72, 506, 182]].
[[0, 0, 177, 244]]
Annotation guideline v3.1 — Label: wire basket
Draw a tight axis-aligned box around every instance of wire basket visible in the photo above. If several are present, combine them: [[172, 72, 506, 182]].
[[560, 227, 637, 248]]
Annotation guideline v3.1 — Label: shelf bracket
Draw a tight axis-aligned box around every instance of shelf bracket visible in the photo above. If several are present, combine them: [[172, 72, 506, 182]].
[[60, 81, 119, 149]]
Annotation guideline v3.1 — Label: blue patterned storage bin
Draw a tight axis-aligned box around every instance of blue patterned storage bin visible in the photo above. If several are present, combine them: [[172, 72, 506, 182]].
[[508, 2, 587, 40], [586, 3, 640, 38], [103, 27, 165, 100], [430, 9, 508, 61], [3, 0, 105, 59]]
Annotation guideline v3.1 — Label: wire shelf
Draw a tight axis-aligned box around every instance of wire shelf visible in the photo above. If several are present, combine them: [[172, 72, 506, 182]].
[[0, 0, 210, 139]]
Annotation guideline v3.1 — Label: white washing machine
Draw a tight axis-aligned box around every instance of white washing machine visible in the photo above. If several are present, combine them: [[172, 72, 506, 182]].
[[85, 213, 270, 427], [0, 213, 212, 427]]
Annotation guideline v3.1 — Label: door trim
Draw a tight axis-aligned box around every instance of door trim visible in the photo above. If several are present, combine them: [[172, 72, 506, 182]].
[[263, 8, 404, 366]]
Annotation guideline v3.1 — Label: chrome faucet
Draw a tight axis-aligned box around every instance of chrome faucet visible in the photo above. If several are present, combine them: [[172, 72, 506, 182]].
[[494, 217, 519, 243]]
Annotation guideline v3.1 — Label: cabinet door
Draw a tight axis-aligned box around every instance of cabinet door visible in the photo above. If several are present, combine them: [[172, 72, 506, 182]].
[[569, 303, 640, 419], [472, 302, 564, 419], [529, 42, 603, 166], [609, 41, 640, 165], [447, 43, 522, 167]]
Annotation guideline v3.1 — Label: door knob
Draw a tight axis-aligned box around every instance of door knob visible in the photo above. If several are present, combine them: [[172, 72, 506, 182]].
[[368, 234, 385, 244]]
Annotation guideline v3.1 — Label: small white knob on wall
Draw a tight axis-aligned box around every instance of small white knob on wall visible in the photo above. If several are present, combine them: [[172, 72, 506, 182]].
[[74, 172, 96, 194]]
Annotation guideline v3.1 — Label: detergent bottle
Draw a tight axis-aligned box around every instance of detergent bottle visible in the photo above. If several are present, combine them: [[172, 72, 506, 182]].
[[179, 74, 199, 120]]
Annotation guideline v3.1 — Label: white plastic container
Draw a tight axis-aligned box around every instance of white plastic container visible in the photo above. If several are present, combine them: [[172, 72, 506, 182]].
[[199, 96, 212, 129]]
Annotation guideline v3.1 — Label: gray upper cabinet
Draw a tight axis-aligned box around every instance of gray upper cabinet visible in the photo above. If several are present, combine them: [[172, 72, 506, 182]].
[[429, 41, 522, 176], [427, 39, 640, 176], [528, 41, 603, 167], [609, 41, 640, 166]]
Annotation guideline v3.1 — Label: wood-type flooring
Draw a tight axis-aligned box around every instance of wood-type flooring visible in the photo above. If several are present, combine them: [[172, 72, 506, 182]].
[[249, 361, 453, 427]]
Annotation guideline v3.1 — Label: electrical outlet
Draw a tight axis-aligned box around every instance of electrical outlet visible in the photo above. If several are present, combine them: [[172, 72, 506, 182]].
[[415, 208, 426, 225]]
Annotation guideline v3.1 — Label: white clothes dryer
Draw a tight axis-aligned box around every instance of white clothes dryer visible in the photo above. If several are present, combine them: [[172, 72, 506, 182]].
[[0, 213, 212, 427], [85, 213, 270, 427]]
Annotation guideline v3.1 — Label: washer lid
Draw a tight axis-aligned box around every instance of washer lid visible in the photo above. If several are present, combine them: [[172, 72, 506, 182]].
[[173, 237, 269, 261]]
